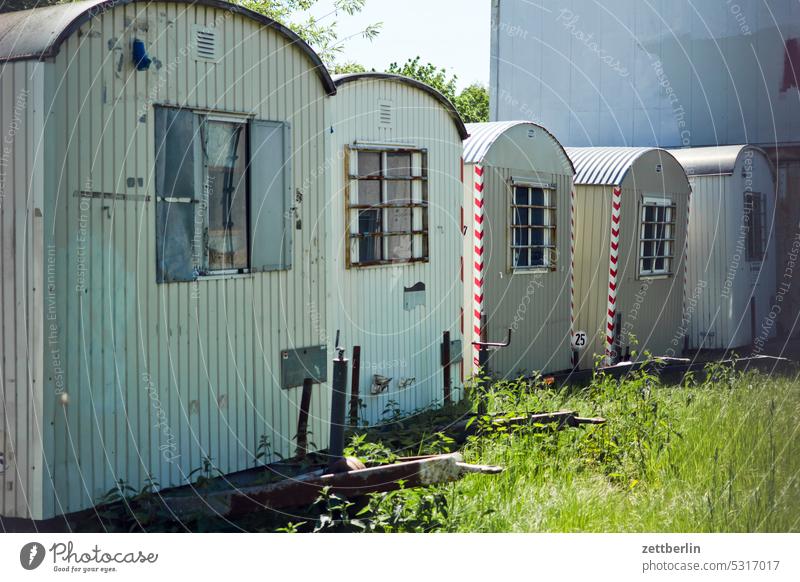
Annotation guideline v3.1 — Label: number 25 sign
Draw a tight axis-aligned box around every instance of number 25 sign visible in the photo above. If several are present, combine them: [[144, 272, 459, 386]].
[[571, 330, 588, 350]]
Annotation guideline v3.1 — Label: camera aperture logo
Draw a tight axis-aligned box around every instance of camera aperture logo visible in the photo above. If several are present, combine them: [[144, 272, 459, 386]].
[[19, 541, 158, 574], [20, 542, 46, 570]]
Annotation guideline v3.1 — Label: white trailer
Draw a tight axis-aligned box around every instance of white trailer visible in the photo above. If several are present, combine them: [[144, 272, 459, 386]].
[[671, 146, 778, 351]]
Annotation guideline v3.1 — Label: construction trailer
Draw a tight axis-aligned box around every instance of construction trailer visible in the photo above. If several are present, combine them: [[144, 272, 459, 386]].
[[489, 0, 800, 338], [0, 0, 337, 520], [670, 146, 777, 351], [462, 121, 575, 377], [326, 73, 467, 425], [566, 148, 691, 365]]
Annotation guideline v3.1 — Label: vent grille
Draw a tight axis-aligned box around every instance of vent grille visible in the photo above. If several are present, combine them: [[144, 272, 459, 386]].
[[193, 26, 218, 61], [378, 99, 393, 128]]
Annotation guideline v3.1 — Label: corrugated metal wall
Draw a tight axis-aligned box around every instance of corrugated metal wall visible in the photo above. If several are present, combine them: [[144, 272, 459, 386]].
[[0, 60, 44, 519], [40, 3, 330, 517], [573, 153, 690, 364], [327, 79, 464, 425], [686, 174, 733, 349], [572, 184, 613, 363], [464, 163, 573, 377], [687, 152, 777, 350], [776, 159, 800, 337]]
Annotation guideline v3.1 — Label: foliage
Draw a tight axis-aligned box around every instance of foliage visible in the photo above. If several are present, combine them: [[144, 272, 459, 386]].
[[88, 360, 799, 534], [235, 0, 381, 65], [445, 363, 800, 532], [94, 477, 183, 533], [280, 360, 799, 533], [344, 432, 396, 465], [386, 57, 490, 123], [0, 0, 41, 13], [333, 61, 367, 74], [387, 57, 459, 103], [305, 483, 448, 533], [454, 82, 490, 123]]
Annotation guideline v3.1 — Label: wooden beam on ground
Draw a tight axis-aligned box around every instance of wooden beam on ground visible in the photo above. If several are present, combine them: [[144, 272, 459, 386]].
[[162, 453, 502, 521], [444, 410, 606, 444]]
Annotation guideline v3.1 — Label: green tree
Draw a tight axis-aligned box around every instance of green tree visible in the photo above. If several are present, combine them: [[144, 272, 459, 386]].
[[0, 0, 44, 13], [386, 57, 489, 123], [231, 0, 381, 65], [454, 82, 489, 123], [386, 56, 458, 103], [333, 61, 368, 75]]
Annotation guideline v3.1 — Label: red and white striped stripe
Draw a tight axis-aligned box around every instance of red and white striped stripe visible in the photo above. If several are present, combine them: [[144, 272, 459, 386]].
[[473, 164, 485, 369], [605, 186, 622, 364], [569, 186, 576, 334], [681, 189, 692, 345]]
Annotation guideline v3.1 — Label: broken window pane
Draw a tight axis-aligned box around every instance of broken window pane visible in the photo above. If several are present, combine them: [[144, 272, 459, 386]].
[[388, 235, 412, 260]]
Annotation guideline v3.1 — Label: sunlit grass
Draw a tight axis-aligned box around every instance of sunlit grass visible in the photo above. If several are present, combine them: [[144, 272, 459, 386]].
[[444, 367, 800, 532]]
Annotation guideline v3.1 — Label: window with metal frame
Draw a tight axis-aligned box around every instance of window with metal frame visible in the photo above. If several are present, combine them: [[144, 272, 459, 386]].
[[510, 185, 556, 270], [155, 106, 292, 283], [346, 146, 428, 267], [745, 191, 766, 262], [639, 196, 676, 276]]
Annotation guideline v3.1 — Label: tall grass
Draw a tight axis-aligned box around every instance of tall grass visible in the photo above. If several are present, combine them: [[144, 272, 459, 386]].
[[445, 366, 800, 532], [88, 363, 800, 532]]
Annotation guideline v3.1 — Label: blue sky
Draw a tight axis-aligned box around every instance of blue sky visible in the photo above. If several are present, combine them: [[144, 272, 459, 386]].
[[302, 0, 491, 90]]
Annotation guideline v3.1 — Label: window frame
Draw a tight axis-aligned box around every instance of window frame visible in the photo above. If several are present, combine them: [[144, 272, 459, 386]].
[[638, 195, 677, 278], [155, 105, 293, 284], [344, 144, 429, 268], [199, 112, 251, 276], [745, 191, 766, 262], [508, 181, 557, 273]]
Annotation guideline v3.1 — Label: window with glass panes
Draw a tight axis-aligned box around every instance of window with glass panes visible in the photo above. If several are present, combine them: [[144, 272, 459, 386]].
[[510, 185, 556, 270], [154, 106, 292, 283], [347, 147, 428, 266], [639, 197, 676, 276], [745, 191, 766, 261]]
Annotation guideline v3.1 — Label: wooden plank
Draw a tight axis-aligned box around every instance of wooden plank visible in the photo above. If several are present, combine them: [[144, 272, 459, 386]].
[[161, 453, 502, 519]]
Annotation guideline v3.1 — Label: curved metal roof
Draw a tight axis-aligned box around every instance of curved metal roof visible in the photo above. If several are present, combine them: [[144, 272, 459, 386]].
[[0, 0, 337, 95], [566, 146, 680, 186], [333, 73, 468, 140], [669, 145, 769, 177], [462, 120, 574, 172]]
